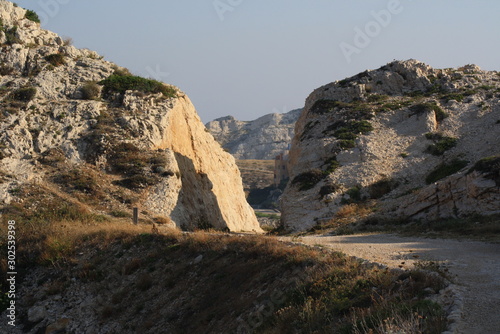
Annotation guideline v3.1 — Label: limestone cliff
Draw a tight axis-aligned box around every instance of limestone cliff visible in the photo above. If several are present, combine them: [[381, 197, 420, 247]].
[[0, 1, 260, 232], [282, 60, 500, 231], [206, 109, 300, 160]]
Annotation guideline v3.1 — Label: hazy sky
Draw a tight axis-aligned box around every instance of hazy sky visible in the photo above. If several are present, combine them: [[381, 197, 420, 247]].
[[14, 0, 500, 122]]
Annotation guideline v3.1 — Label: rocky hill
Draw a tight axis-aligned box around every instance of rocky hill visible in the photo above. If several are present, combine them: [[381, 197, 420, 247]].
[[205, 109, 301, 160], [0, 0, 260, 232], [282, 60, 500, 231]]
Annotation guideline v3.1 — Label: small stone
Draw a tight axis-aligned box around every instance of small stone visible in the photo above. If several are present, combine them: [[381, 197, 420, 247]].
[[45, 318, 71, 334], [27, 305, 46, 323], [194, 255, 203, 264]]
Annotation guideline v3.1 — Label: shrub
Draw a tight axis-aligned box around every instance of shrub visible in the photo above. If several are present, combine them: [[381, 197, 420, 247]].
[[99, 74, 176, 98], [425, 135, 458, 156], [319, 183, 340, 198], [292, 169, 324, 191], [425, 159, 469, 184], [0, 65, 14, 76], [369, 178, 398, 199], [4, 26, 21, 45], [334, 120, 373, 138], [114, 174, 159, 190], [10, 87, 37, 102], [366, 94, 389, 103], [442, 93, 464, 102], [411, 102, 448, 121], [310, 99, 352, 114], [323, 156, 340, 175], [81, 82, 101, 100], [339, 139, 356, 150], [55, 169, 98, 194], [468, 156, 500, 185], [44, 53, 66, 67], [25, 9, 40, 23], [110, 210, 132, 218], [342, 186, 362, 203]]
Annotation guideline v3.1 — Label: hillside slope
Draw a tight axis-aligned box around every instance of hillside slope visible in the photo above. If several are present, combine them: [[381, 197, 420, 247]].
[[0, 0, 260, 232], [206, 109, 300, 160], [282, 60, 500, 231]]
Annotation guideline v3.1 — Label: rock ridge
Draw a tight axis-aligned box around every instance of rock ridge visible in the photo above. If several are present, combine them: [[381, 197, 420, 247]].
[[0, 0, 260, 232], [282, 59, 500, 231]]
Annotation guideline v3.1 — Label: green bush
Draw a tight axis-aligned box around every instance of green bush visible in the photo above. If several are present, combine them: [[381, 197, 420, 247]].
[[319, 183, 340, 198], [411, 102, 448, 121], [442, 93, 464, 102], [10, 87, 37, 102], [114, 175, 159, 190], [323, 156, 340, 175], [0, 65, 14, 76], [4, 26, 21, 45], [44, 53, 66, 67], [334, 120, 373, 138], [468, 156, 500, 185], [369, 178, 398, 199], [339, 139, 356, 150], [310, 99, 352, 115], [292, 169, 324, 191], [81, 82, 101, 100], [99, 74, 177, 98], [425, 159, 469, 184], [341, 186, 362, 204], [25, 9, 41, 23], [366, 94, 389, 103], [425, 136, 458, 156]]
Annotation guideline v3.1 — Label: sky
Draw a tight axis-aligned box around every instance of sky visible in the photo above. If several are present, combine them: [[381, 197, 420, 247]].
[[13, 0, 500, 122]]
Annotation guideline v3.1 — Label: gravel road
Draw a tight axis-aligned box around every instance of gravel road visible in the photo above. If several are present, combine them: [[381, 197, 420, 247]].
[[299, 234, 500, 334]]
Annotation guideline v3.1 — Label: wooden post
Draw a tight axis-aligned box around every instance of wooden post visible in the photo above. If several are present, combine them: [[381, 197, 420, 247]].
[[133, 207, 139, 225]]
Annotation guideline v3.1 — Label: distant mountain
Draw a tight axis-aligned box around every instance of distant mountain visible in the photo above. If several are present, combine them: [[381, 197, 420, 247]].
[[205, 109, 301, 160]]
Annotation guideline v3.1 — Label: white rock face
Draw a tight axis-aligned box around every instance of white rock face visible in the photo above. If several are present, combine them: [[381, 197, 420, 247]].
[[0, 1, 260, 232], [282, 60, 500, 231], [206, 109, 301, 160]]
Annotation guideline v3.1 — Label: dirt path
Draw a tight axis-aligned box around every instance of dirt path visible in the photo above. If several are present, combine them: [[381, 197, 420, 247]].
[[298, 234, 500, 334]]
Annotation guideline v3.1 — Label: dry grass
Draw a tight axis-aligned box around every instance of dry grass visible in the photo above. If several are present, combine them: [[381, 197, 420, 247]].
[[236, 159, 275, 190], [0, 179, 448, 333], [0, 214, 449, 333], [336, 203, 373, 219]]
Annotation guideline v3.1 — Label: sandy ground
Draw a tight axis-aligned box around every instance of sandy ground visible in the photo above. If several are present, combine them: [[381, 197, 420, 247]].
[[297, 234, 500, 334]]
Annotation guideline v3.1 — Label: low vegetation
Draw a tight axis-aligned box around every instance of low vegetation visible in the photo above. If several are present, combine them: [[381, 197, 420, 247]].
[[0, 213, 448, 333], [9, 87, 37, 102], [25, 9, 41, 23], [425, 159, 469, 184], [3, 25, 21, 45], [425, 133, 458, 156], [292, 169, 324, 191], [80, 82, 101, 100], [468, 155, 500, 185], [99, 72, 177, 98], [44, 53, 66, 67], [411, 102, 448, 122], [108, 142, 173, 190]]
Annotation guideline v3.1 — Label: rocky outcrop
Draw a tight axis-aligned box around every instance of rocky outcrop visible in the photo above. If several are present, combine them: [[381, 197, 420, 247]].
[[0, 0, 260, 232], [206, 109, 301, 159], [282, 59, 500, 231]]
